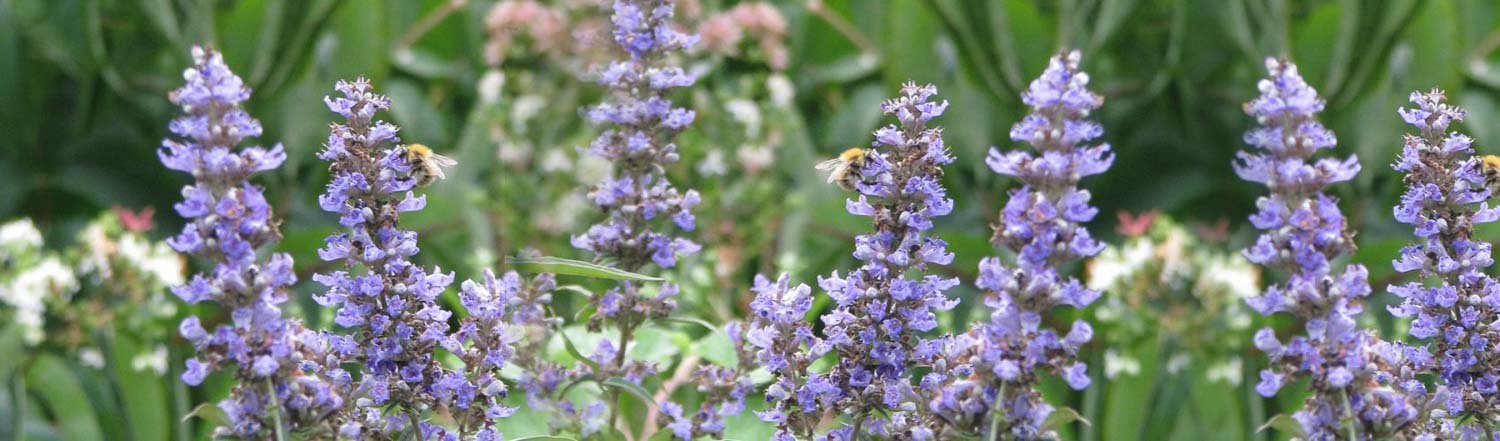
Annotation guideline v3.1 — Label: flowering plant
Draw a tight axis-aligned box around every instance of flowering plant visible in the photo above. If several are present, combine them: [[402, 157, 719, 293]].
[[916, 50, 1110, 440], [1237, 57, 1429, 439], [1388, 89, 1500, 436]]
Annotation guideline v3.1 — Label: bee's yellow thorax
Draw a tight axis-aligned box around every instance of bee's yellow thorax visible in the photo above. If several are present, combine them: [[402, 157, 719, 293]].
[[839, 147, 866, 162], [1483, 155, 1500, 171], [407, 144, 434, 159]]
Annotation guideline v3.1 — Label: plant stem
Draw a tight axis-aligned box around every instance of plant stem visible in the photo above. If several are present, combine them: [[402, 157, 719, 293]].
[[1341, 389, 1359, 441], [264, 379, 287, 441], [988, 383, 1009, 441], [609, 322, 636, 439], [408, 410, 424, 441], [804, 0, 877, 54], [393, 0, 465, 54]]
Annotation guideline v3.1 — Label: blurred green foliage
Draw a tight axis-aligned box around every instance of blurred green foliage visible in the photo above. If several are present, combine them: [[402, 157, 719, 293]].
[[5, 0, 1500, 439]]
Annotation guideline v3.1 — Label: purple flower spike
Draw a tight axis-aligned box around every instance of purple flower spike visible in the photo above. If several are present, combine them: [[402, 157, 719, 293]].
[[162, 46, 351, 438], [572, 0, 699, 342], [1389, 89, 1500, 433], [923, 50, 1107, 439], [1237, 57, 1429, 439], [313, 77, 519, 439], [806, 81, 959, 438]]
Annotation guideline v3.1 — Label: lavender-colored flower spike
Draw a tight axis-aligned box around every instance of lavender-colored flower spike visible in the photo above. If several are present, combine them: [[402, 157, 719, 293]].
[[921, 50, 1107, 439], [569, 1, 742, 436], [313, 78, 517, 439], [162, 46, 350, 437], [811, 81, 959, 438], [573, 0, 701, 273], [747, 273, 831, 439], [573, 0, 698, 356], [1389, 90, 1500, 428], [1236, 58, 1428, 439]]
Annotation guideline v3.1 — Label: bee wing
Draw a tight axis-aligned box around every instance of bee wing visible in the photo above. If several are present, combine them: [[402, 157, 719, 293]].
[[815, 158, 848, 184], [427, 153, 459, 167]]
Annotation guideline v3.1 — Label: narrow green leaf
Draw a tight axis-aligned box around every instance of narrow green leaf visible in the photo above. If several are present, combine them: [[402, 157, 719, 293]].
[[655, 316, 717, 333], [1089, 0, 1140, 51], [601, 378, 657, 411], [556, 374, 598, 398], [133, 0, 181, 44], [560, 329, 600, 372], [1219, 0, 1258, 59], [24, 355, 103, 441], [2, 373, 20, 441], [248, 0, 286, 85], [553, 285, 596, 300], [1043, 406, 1091, 432], [181, 402, 228, 427], [108, 333, 170, 441], [923, 0, 1011, 101], [507, 256, 664, 282], [511, 436, 578, 441], [0, 325, 24, 377], [385, 78, 449, 147], [1256, 414, 1305, 437], [391, 48, 464, 80], [805, 53, 880, 84]]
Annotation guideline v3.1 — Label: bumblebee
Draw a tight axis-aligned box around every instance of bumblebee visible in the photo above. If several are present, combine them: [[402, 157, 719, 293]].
[[404, 144, 458, 187], [1482, 155, 1500, 197], [815, 147, 869, 191]]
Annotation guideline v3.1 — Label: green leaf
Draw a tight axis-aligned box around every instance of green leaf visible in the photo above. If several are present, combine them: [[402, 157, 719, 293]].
[[560, 328, 600, 372], [1104, 338, 1161, 441], [628, 326, 683, 367], [1291, 0, 1342, 89], [391, 48, 464, 80], [11, 0, 94, 79], [24, 355, 103, 441], [507, 256, 664, 282], [655, 316, 717, 333], [1089, 0, 1140, 50], [108, 333, 170, 441], [1042, 406, 1091, 431], [181, 402, 228, 428], [2, 373, 20, 441], [601, 378, 657, 411], [510, 436, 578, 441], [385, 78, 450, 146], [1256, 414, 1305, 438], [552, 284, 596, 299], [805, 53, 880, 85], [691, 331, 739, 370], [133, 0, 181, 44], [0, 325, 24, 377]]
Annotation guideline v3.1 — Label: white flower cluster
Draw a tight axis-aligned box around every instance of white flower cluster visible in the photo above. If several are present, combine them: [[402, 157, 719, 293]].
[[1086, 216, 1259, 385], [0, 219, 75, 345], [0, 216, 185, 349]]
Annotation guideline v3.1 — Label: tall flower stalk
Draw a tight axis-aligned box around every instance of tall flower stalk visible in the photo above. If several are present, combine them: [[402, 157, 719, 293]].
[[571, 0, 703, 435], [1238, 58, 1426, 439], [162, 47, 349, 438], [313, 78, 517, 439], [747, 273, 828, 440], [1389, 89, 1500, 434], [925, 50, 1108, 440], [813, 81, 958, 439]]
